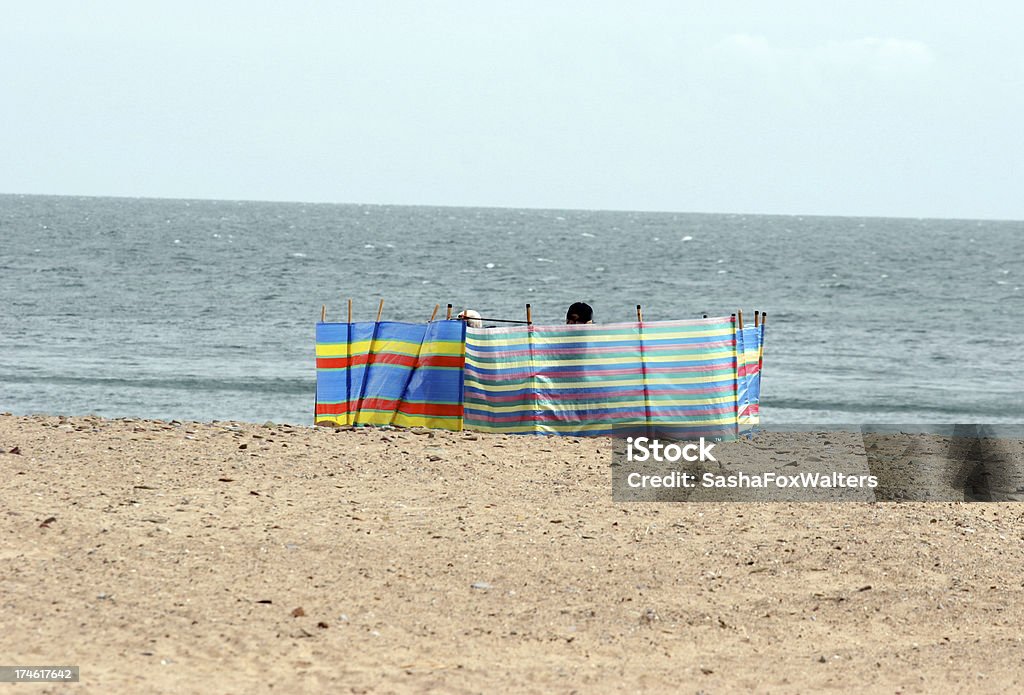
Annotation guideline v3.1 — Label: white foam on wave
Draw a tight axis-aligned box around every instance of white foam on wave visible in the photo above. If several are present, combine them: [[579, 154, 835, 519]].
[[290, 252, 307, 258], [485, 262, 495, 269], [364, 244, 375, 249], [682, 235, 693, 241], [536, 257, 554, 263], [581, 232, 595, 238]]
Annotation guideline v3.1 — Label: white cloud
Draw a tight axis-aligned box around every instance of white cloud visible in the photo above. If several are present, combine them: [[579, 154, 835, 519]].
[[817, 38, 935, 77], [715, 34, 935, 81]]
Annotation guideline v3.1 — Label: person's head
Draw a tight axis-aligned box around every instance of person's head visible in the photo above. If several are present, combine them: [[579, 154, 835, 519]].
[[457, 309, 483, 328], [566, 302, 593, 325]]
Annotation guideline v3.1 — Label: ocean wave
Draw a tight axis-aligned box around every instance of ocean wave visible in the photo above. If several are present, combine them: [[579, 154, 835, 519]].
[[767, 397, 1021, 420], [0, 373, 313, 395]]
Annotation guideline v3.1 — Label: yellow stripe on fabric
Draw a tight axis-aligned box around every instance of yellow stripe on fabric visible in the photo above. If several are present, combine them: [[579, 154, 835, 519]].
[[315, 415, 347, 427], [392, 413, 463, 431], [354, 410, 463, 430], [316, 339, 372, 357], [419, 340, 465, 356], [316, 343, 346, 357], [366, 338, 422, 356], [317, 338, 465, 358]]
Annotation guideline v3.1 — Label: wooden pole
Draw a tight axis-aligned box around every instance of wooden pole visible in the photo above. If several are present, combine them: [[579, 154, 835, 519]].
[[320, 305, 326, 323], [345, 305, 352, 424], [637, 305, 651, 436], [525, 304, 533, 325], [428, 304, 440, 322], [737, 309, 744, 330], [446, 303, 453, 320], [376, 299, 384, 323], [731, 313, 739, 437], [754, 310, 759, 327]]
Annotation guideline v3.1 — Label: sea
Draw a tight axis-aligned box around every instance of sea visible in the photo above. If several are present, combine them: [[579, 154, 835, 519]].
[[1, 194, 1022, 427]]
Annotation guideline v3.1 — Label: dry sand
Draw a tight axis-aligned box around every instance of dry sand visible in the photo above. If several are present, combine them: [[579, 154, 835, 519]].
[[2, 414, 1023, 693]]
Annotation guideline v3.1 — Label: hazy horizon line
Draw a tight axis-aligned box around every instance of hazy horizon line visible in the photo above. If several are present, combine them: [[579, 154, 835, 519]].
[[2, 190, 1021, 225]]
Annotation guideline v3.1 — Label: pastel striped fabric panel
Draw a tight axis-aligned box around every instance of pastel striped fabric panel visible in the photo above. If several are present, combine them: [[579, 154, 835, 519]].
[[736, 325, 764, 433], [315, 320, 465, 430], [464, 317, 739, 439], [462, 324, 539, 433]]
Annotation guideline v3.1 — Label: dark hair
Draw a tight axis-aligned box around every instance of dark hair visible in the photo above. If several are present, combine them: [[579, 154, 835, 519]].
[[566, 302, 593, 324]]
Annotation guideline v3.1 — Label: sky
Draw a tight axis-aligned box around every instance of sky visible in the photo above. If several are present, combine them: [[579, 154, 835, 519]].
[[2, 1, 1023, 219]]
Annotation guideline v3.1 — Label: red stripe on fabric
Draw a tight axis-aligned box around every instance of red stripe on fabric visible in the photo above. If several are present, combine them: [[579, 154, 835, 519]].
[[417, 355, 465, 369], [317, 357, 349, 369], [360, 398, 464, 418], [396, 402, 464, 417], [315, 403, 353, 415], [319, 353, 463, 370], [316, 354, 369, 369]]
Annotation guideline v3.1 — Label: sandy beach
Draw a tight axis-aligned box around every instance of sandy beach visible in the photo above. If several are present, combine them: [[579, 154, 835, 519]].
[[2, 414, 1023, 693]]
